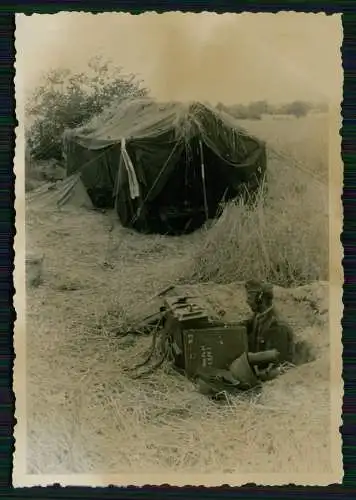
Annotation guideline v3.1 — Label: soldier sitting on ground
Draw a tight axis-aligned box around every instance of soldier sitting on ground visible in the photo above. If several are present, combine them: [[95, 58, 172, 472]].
[[242, 279, 295, 381], [195, 279, 295, 397]]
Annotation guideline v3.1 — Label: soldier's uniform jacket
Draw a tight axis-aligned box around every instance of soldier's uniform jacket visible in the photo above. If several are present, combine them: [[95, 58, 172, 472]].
[[245, 308, 295, 365], [194, 282, 295, 397]]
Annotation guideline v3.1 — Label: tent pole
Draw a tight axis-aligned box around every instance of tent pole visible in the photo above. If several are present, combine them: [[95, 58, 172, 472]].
[[199, 140, 209, 222]]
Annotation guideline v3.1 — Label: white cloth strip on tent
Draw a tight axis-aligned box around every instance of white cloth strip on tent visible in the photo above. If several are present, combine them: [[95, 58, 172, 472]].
[[121, 138, 140, 199]]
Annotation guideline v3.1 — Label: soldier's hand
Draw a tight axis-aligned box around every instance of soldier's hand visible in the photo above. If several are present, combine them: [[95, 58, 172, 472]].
[[258, 367, 280, 381], [277, 363, 291, 375]]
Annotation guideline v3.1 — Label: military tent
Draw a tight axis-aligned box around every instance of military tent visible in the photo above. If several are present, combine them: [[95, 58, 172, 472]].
[[63, 98, 267, 235]]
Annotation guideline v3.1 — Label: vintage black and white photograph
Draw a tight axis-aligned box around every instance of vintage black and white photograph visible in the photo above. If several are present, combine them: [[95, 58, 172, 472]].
[[14, 11, 343, 486]]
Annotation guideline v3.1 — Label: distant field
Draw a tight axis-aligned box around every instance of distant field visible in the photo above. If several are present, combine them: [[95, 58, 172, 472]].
[[242, 113, 329, 180]]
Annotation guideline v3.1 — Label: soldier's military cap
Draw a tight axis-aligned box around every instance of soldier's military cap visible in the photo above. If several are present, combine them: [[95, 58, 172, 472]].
[[245, 279, 274, 298]]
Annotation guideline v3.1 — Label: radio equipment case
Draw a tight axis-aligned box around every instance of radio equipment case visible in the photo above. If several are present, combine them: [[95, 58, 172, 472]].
[[162, 294, 248, 378]]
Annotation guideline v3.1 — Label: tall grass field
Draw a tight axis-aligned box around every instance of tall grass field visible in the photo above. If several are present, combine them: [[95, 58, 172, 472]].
[[25, 113, 334, 478]]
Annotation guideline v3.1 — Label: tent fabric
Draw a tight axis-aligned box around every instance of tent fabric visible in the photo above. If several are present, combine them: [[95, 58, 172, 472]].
[[63, 99, 267, 234], [63, 98, 261, 151], [26, 173, 94, 210]]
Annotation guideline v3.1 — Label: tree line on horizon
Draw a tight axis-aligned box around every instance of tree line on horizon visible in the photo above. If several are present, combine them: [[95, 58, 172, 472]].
[[217, 100, 328, 120]]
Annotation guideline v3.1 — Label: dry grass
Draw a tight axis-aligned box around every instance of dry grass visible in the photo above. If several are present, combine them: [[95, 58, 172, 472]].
[[25, 114, 334, 477], [193, 114, 329, 285]]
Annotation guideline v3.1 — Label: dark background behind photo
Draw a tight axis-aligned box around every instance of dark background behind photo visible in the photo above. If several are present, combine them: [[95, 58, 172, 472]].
[[0, 1, 354, 498]]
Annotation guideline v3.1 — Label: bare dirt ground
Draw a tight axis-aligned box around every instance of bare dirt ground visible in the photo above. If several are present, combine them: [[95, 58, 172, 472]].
[[24, 114, 335, 477]]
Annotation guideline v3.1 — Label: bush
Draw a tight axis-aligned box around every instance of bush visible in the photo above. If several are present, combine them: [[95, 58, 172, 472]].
[[26, 56, 148, 162], [192, 153, 328, 287]]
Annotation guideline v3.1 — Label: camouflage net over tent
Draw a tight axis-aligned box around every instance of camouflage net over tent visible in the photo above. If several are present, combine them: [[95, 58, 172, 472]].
[[63, 98, 267, 235]]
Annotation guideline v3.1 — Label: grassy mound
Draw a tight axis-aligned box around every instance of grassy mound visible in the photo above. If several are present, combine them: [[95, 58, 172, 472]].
[[192, 161, 328, 286]]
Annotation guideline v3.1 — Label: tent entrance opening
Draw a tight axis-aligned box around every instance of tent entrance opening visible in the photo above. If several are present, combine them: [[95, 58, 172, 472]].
[[147, 138, 236, 235]]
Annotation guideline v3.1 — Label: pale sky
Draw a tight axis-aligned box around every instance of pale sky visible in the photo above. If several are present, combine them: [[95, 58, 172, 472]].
[[15, 12, 343, 105]]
